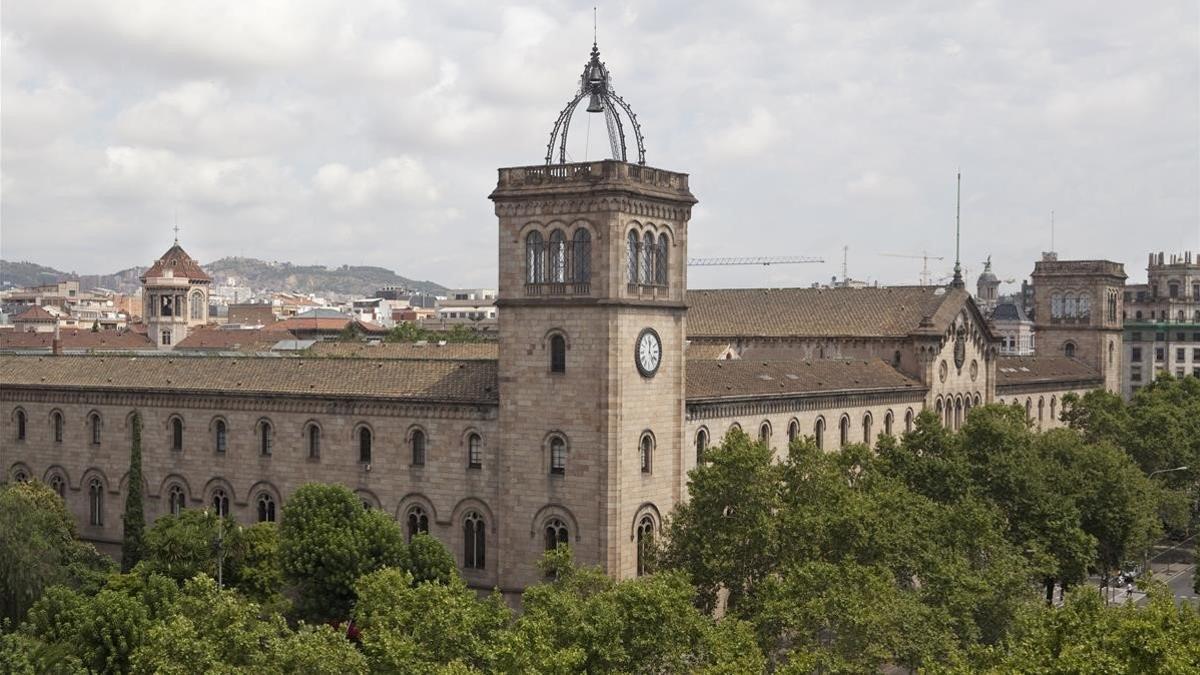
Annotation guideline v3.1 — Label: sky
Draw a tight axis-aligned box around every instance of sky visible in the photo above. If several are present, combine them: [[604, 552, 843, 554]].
[[2, 1, 1198, 290]]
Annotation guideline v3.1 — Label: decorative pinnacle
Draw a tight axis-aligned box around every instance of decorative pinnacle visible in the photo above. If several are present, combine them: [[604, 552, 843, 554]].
[[951, 171, 964, 288]]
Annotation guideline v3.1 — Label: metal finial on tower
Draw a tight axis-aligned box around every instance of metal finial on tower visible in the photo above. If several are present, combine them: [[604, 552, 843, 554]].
[[173, 219, 181, 246], [951, 171, 964, 288], [545, 21, 646, 165]]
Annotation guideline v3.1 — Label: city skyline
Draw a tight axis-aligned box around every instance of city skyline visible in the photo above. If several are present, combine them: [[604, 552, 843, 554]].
[[3, 2, 1197, 290]]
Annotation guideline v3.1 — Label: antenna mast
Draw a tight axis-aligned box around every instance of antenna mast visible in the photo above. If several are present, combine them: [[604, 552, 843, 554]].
[[842, 245, 848, 281], [950, 171, 964, 288]]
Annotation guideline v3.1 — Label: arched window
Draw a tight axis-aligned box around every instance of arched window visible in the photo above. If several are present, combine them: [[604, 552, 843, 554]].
[[467, 433, 482, 469], [49, 474, 66, 498], [1025, 398, 1032, 422], [1064, 342, 1076, 358], [695, 428, 708, 464], [839, 415, 850, 447], [1108, 341, 1114, 365], [884, 411, 894, 436], [636, 516, 655, 576], [15, 410, 26, 441], [814, 417, 825, 450], [168, 484, 186, 515], [1169, 282, 1180, 298], [463, 511, 485, 569], [406, 506, 429, 542], [190, 291, 204, 320], [905, 408, 914, 433], [862, 413, 873, 444], [550, 334, 566, 373], [544, 517, 569, 551], [52, 411, 64, 443], [892, 350, 902, 368], [171, 417, 184, 451], [526, 231, 545, 284], [936, 399, 944, 427], [13, 469, 27, 482], [1038, 397, 1045, 428], [411, 429, 426, 466], [655, 233, 669, 286], [572, 229, 592, 283], [548, 229, 567, 283], [954, 398, 963, 431], [1064, 294, 1077, 318], [214, 419, 227, 454], [758, 421, 771, 444], [257, 493, 276, 523], [787, 418, 800, 444], [212, 489, 229, 517], [90, 412, 102, 445], [259, 420, 272, 456], [307, 424, 320, 459], [88, 478, 103, 526], [626, 230, 639, 283], [359, 427, 372, 464], [550, 436, 567, 475], [641, 231, 655, 284], [640, 433, 654, 474], [1050, 396, 1057, 422], [1051, 294, 1063, 318]]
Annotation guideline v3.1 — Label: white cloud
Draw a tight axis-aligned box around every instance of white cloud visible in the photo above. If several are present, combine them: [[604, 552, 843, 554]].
[[313, 157, 440, 210], [705, 107, 780, 160]]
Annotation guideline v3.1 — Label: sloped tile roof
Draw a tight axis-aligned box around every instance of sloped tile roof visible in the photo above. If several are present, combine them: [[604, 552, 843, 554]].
[[308, 341, 499, 360], [141, 244, 212, 282], [0, 329, 155, 352], [175, 327, 298, 352], [686, 286, 970, 338], [686, 358, 925, 401], [0, 355, 498, 404], [12, 306, 57, 322], [995, 356, 1103, 387]]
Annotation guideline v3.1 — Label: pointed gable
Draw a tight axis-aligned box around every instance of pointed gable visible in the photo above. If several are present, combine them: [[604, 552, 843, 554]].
[[141, 244, 211, 283]]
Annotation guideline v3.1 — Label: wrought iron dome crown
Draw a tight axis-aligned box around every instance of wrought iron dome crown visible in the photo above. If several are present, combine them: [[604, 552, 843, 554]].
[[545, 41, 646, 166]]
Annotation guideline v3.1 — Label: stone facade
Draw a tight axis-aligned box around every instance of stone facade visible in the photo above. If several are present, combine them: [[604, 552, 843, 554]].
[[1122, 251, 1200, 398]]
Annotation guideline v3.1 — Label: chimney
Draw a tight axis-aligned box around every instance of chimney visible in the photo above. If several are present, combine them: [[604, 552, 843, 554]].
[[52, 324, 62, 356]]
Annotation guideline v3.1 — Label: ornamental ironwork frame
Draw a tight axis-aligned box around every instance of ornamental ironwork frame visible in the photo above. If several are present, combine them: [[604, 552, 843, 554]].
[[545, 42, 646, 165]]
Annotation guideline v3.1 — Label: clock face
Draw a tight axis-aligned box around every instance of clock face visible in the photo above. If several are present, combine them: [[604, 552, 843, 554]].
[[635, 328, 662, 378]]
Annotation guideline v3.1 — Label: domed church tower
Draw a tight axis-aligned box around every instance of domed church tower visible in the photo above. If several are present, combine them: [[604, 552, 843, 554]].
[[976, 256, 1001, 315], [141, 238, 212, 349]]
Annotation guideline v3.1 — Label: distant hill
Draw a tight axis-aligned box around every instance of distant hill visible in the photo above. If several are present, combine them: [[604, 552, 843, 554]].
[[1, 257, 449, 297]]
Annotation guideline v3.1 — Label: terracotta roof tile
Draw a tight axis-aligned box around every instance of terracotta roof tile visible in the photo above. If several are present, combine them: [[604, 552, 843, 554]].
[[0, 355, 498, 404], [141, 244, 212, 282], [686, 286, 970, 338], [12, 306, 57, 322], [175, 327, 297, 352], [308, 342, 498, 360], [0, 329, 155, 352], [686, 358, 925, 401], [995, 356, 1103, 387]]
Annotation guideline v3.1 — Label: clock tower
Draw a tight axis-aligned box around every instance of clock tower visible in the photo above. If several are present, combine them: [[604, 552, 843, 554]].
[[489, 41, 697, 591]]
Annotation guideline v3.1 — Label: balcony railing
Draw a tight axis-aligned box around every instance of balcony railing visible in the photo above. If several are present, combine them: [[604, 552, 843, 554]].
[[524, 282, 590, 297]]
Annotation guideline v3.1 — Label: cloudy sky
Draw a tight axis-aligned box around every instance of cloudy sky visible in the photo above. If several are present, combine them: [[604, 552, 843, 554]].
[[3, 1, 1197, 290]]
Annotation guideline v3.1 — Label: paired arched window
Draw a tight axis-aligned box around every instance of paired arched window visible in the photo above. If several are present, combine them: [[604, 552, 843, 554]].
[[168, 484, 186, 515], [190, 292, 204, 320], [1051, 292, 1091, 319], [527, 227, 592, 287], [214, 419, 228, 454], [307, 424, 321, 459], [359, 427, 373, 463], [15, 410, 26, 441], [758, 421, 771, 444], [411, 429, 427, 466], [89, 412, 102, 446], [814, 417, 826, 450], [545, 518, 569, 551], [655, 233, 669, 285], [549, 435, 567, 475], [641, 232, 655, 284], [640, 433, 654, 474], [636, 516, 655, 576], [52, 411, 64, 443], [627, 228, 670, 288], [463, 511, 485, 569], [406, 506, 429, 542], [467, 433, 482, 469], [171, 417, 184, 451], [548, 230, 566, 282], [695, 428, 708, 464], [259, 420, 273, 456], [88, 478, 103, 526], [550, 334, 566, 373], [257, 493, 276, 523], [862, 413, 873, 444], [212, 489, 229, 517], [787, 418, 800, 444], [49, 474, 66, 498], [839, 415, 850, 447]]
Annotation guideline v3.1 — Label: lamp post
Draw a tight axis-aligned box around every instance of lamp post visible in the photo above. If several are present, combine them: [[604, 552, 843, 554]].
[[1144, 466, 1189, 578]]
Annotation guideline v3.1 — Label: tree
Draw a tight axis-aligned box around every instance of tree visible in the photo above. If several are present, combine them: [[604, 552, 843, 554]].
[[141, 510, 225, 584], [279, 484, 408, 621], [0, 481, 113, 624], [227, 522, 284, 603], [122, 411, 146, 572], [407, 532, 456, 586]]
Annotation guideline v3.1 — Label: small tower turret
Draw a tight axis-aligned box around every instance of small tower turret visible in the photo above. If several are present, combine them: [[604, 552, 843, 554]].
[[141, 239, 211, 349]]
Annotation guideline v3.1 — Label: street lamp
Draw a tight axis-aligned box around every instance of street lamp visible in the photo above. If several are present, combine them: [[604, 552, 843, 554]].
[[1143, 466, 1190, 578], [1149, 466, 1189, 478]]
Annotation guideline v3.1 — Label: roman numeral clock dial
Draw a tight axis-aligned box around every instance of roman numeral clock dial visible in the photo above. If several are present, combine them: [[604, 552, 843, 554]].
[[635, 328, 662, 378]]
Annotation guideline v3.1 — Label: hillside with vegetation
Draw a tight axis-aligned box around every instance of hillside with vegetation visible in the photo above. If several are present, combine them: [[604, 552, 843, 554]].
[[1, 257, 449, 297]]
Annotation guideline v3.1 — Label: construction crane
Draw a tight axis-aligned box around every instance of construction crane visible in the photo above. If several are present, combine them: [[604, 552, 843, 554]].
[[881, 251, 945, 286], [687, 256, 823, 267]]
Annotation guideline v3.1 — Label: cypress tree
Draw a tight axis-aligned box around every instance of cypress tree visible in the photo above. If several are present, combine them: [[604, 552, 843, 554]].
[[121, 411, 145, 571]]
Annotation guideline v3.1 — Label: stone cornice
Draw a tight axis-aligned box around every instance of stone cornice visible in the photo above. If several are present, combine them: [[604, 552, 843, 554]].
[[996, 380, 1102, 396], [493, 194, 692, 222], [0, 387, 497, 421], [686, 388, 927, 421]]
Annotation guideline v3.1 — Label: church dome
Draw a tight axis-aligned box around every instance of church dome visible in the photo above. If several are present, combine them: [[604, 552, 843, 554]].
[[977, 258, 999, 285]]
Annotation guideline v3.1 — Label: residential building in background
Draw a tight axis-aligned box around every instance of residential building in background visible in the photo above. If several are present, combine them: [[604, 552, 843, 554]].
[[1122, 251, 1200, 397]]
